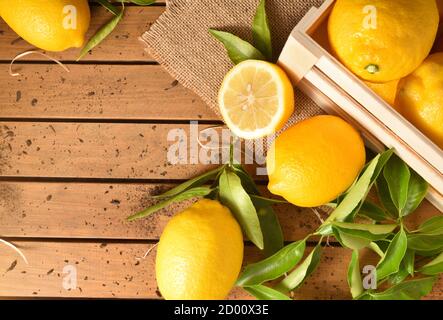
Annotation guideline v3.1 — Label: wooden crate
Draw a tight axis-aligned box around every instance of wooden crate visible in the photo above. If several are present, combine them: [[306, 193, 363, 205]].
[[278, 0, 443, 211]]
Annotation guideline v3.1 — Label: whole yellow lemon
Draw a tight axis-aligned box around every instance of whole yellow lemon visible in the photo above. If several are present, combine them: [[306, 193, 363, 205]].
[[267, 115, 366, 207], [156, 199, 244, 300], [396, 53, 443, 149], [0, 0, 90, 51], [328, 0, 439, 82]]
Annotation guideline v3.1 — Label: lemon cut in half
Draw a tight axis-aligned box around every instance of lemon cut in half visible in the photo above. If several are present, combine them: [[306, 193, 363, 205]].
[[218, 60, 294, 139]]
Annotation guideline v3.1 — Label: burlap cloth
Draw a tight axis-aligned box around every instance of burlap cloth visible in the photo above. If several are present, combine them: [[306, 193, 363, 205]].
[[141, 0, 325, 129]]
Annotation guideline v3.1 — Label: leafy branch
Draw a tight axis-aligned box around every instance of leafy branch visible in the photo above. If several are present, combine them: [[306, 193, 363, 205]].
[[235, 149, 443, 300], [128, 144, 285, 257], [77, 0, 156, 60]]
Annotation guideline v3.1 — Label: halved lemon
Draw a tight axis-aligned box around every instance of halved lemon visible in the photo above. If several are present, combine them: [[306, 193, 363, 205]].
[[218, 60, 294, 139]]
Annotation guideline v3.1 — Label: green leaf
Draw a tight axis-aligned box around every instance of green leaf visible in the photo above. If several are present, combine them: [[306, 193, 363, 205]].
[[236, 240, 306, 286], [231, 164, 260, 195], [153, 167, 223, 199], [401, 170, 428, 217], [333, 230, 372, 251], [252, 0, 272, 60], [250, 194, 288, 207], [332, 222, 396, 251], [231, 164, 283, 256], [383, 155, 411, 213], [359, 277, 436, 300], [95, 0, 120, 15], [416, 215, 443, 235], [369, 242, 385, 258], [388, 249, 415, 285], [358, 201, 389, 221], [376, 175, 398, 218], [407, 233, 443, 256], [404, 249, 415, 276], [334, 222, 397, 235], [420, 252, 443, 275], [325, 149, 393, 223], [126, 186, 214, 221], [130, 0, 156, 5], [274, 244, 322, 292], [208, 29, 266, 64], [219, 169, 264, 249], [257, 206, 284, 256], [244, 285, 291, 300], [388, 267, 410, 286], [348, 250, 364, 299], [376, 228, 408, 280], [78, 4, 124, 60]]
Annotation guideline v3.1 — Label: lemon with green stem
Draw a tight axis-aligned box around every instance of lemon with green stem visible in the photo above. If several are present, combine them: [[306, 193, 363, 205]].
[[328, 0, 439, 82]]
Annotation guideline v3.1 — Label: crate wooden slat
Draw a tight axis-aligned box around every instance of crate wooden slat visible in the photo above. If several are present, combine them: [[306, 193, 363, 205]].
[[0, 64, 215, 121], [278, 0, 443, 211]]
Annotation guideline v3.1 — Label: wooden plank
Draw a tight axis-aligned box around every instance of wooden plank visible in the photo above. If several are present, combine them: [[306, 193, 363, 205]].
[[0, 6, 164, 62], [0, 122, 256, 179], [0, 241, 441, 299], [0, 181, 439, 241], [0, 182, 319, 241], [0, 64, 216, 121]]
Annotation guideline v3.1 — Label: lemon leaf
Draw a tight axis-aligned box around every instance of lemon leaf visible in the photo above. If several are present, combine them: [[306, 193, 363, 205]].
[[416, 215, 443, 235], [274, 243, 322, 292], [78, 4, 124, 60], [401, 170, 428, 217], [252, 0, 272, 60], [420, 252, 443, 275], [358, 277, 436, 300], [358, 200, 389, 221], [208, 29, 266, 64], [126, 186, 213, 221], [383, 154, 411, 214], [219, 168, 264, 249], [129, 0, 156, 5], [244, 285, 291, 300], [231, 164, 283, 256], [348, 250, 364, 299], [325, 149, 393, 224], [376, 228, 408, 280], [236, 239, 306, 286], [152, 166, 224, 199], [376, 174, 399, 218], [95, 0, 120, 15]]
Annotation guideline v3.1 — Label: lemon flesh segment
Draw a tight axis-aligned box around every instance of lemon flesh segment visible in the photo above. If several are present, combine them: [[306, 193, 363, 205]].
[[219, 60, 294, 139]]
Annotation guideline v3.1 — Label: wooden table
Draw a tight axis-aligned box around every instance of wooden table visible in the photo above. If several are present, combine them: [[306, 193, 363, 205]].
[[0, 2, 441, 300]]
